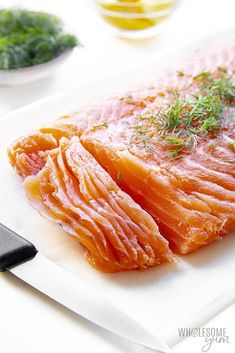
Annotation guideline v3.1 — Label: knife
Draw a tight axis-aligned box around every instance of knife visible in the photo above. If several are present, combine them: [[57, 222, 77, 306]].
[[0, 223, 171, 353]]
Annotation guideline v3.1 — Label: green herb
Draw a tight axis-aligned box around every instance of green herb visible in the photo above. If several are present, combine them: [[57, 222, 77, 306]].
[[216, 67, 228, 75], [177, 70, 184, 77], [119, 94, 134, 101], [165, 136, 187, 144], [131, 70, 235, 158], [92, 122, 108, 130], [130, 128, 151, 146], [224, 159, 235, 163], [188, 94, 224, 133], [205, 77, 235, 100], [165, 137, 187, 158], [198, 115, 220, 133], [208, 140, 218, 148], [193, 71, 211, 81], [161, 99, 185, 131], [165, 87, 180, 98], [165, 133, 197, 159], [0, 8, 78, 70]]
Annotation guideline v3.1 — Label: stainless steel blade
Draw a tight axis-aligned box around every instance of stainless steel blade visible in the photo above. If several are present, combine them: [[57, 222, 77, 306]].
[[10, 254, 171, 353]]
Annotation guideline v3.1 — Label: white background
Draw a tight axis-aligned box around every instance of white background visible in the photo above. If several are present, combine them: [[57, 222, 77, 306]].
[[0, 0, 235, 352]]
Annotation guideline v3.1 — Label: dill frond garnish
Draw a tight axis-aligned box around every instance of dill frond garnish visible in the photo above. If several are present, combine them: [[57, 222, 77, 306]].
[[188, 94, 224, 133], [119, 94, 134, 101], [177, 70, 185, 77], [217, 67, 228, 75], [225, 159, 235, 163], [91, 122, 108, 131], [165, 87, 180, 98], [193, 71, 211, 82], [205, 77, 235, 100], [161, 99, 185, 131], [208, 140, 218, 148], [130, 69, 235, 159]]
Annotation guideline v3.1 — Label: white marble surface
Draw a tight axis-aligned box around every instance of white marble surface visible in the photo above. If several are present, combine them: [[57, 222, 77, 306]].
[[0, 0, 235, 352]]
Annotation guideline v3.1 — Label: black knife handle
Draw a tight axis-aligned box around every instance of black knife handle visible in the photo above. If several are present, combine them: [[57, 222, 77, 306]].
[[0, 223, 37, 271]]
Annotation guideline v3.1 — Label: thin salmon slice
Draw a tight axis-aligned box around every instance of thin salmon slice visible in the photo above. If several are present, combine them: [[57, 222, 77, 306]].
[[24, 137, 172, 272], [8, 42, 235, 255]]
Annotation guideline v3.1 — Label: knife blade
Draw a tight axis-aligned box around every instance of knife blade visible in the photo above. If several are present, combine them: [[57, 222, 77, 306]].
[[0, 223, 171, 353]]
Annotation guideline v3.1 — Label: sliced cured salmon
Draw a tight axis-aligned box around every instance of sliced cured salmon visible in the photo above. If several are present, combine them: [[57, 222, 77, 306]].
[[24, 137, 172, 272], [8, 42, 235, 257]]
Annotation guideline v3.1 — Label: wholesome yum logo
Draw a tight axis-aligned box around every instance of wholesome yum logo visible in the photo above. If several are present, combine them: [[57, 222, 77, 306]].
[[178, 327, 230, 352]]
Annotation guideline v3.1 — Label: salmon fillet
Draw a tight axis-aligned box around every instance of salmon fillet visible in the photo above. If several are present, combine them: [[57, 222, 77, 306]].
[[23, 137, 172, 272], [8, 42, 235, 257]]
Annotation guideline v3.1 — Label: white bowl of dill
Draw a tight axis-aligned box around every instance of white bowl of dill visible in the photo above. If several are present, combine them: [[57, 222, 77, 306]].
[[0, 8, 80, 86]]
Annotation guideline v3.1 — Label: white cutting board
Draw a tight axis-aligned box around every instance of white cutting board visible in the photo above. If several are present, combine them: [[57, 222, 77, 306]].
[[1, 27, 235, 348]]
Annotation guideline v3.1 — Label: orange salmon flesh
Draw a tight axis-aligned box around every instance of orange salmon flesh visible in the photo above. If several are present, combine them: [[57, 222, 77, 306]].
[[8, 42, 235, 272]]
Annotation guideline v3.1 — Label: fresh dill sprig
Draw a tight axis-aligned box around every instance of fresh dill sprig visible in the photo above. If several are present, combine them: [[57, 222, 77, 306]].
[[0, 8, 78, 70], [208, 140, 218, 148], [224, 159, 235, 163], [91, 122, 108, 131], [165, 136, 186, 144], [205, 77, 235, 100], [193, 71, 211, 82], [165, 133, 197, 159], [188, 94, 224, 133], [131, 70, 235, 159], [161, 99, 185, 131], [177, 70, 185, 77]]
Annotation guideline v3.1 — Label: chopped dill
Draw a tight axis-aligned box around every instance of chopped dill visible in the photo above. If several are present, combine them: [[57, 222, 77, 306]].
[[165, 134, 197, 159], [165, 137, 187, 158], [177, 70, 185, 77], [217, 67, 228, 75], [165, 87, 180, 98], [198, 115, 221, 133], [188, 94, 224, 133], [208, 140, 218, 148], [91, 122, 108, 131], [205, 77, 235, 100], [193, 71, 211, 81], [130, 69, 235, 159], [119, 94, 134, 102], [162, 99, 185, 131], [165, 136, 187, 144], [0, 8, 78, 70], [225, 159, 235, 163]]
